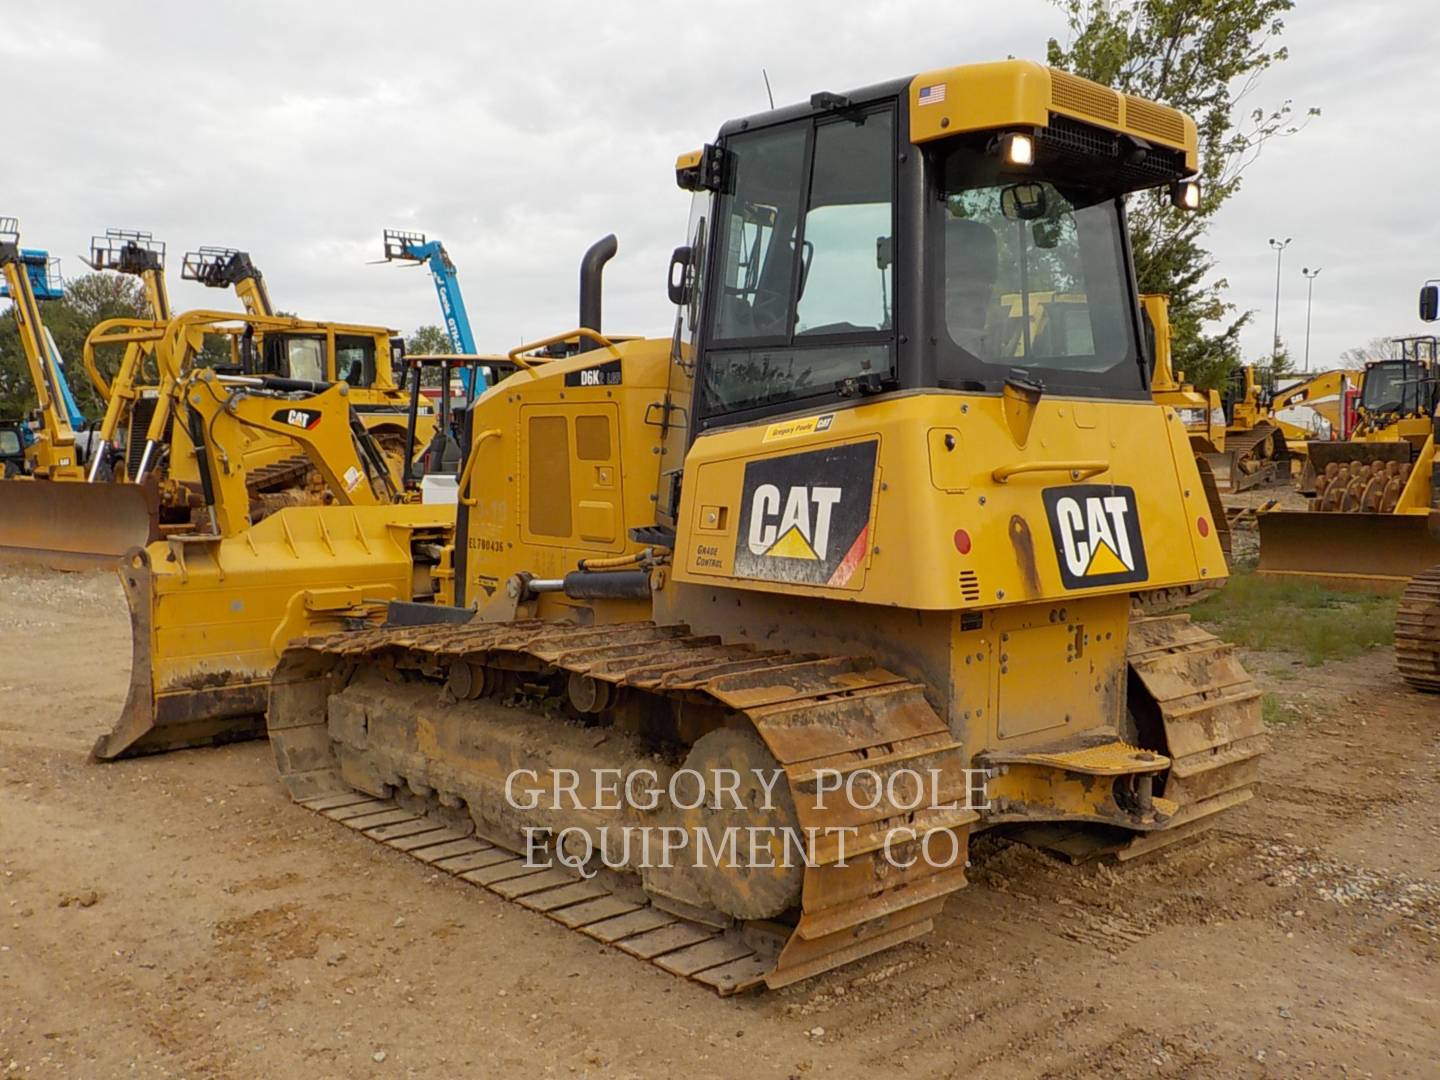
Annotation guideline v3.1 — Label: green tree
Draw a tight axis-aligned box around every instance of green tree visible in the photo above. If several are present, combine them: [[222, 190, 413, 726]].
[[0, 271, 150, 420], [1047, 0, 1318, 390], [406, 324, 453, 356]]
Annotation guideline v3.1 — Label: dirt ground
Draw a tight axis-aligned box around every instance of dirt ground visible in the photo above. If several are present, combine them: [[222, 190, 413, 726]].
[[0, 565, 1436, 1079]]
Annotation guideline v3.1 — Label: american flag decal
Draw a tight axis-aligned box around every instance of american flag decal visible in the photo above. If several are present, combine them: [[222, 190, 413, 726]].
[[918, 83, 946, 106]]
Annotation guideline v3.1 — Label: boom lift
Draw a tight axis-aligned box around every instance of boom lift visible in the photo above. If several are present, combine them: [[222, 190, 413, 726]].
[[238, 61, 1266, 992], [380, 229, 489, 399], [0, 219, 87, 477]]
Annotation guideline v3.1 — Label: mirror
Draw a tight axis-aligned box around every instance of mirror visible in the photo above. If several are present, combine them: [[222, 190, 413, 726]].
[[1419, 284, 1438, 322], [667, 245, 692, 306], [1000, 183, 1047, 221]]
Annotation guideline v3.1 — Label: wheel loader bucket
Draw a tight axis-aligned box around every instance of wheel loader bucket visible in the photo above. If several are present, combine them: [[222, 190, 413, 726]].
[[0, 478, 158, 571], [1256, 509, 1440, 592]]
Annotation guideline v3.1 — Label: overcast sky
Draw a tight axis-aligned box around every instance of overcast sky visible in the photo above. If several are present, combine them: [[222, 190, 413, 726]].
[[5, 1, 1436, 372]]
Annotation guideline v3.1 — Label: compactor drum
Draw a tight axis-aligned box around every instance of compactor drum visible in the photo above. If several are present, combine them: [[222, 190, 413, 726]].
[[266, 61, 1268, 991]]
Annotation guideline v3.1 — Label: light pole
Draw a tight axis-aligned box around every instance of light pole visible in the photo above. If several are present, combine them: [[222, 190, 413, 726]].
[[1302, 267, 1322, 371], [1269, 237, 1292, 365]]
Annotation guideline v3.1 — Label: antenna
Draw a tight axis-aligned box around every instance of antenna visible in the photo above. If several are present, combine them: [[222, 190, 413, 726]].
[[762, 69, 775, 110]]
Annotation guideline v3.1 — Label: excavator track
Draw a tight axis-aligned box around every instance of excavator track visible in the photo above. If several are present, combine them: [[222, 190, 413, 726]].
[[269, 620, 979, 994], [1119, 613, 1267, 859], [1396, 566, 1440, 692]]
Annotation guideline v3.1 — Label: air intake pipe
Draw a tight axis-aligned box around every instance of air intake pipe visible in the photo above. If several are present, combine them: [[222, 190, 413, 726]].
[[578, 233, 618, 341]]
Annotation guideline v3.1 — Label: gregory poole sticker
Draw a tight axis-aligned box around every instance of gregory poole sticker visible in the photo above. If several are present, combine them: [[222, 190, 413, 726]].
[[1042, 485, 1149, 589], [733, 440, 878, 588]]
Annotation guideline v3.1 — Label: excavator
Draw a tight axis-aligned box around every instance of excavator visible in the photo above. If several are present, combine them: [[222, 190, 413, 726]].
[[95, 366, 454, 759], [1257, 332, 1439, 589], [229, 60, 1263, 992]]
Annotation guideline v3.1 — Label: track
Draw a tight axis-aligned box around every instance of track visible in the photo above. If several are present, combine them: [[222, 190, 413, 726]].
[[268, 620, 978, 993], [1208, 422, 1289, 493], [1396, 565, 1440, 692]]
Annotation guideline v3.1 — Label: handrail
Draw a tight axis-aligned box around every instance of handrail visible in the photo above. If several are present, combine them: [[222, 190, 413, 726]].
[[506, 327, 620, 374], [83, 317, 167, 401], [457, 428, 502, 506], [991, 460, 1110, 483]]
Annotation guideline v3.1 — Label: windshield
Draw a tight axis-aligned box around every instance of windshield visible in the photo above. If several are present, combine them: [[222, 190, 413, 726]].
[[932, 144, 1142, 396], [0, 429, 20, 455], [1360, 361, 1424, 415]]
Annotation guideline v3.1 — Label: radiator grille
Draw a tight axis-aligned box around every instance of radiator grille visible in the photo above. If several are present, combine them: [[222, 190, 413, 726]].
[[1050, 70, 1121, 125], [1124, 95, 1187, 145]]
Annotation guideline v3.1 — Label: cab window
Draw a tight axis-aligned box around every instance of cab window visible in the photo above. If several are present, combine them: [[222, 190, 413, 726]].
[[285, 338, 325, 382], [0, 429, 20, 455], [700, 105, 897, 421], [336, 335, 377, 387]]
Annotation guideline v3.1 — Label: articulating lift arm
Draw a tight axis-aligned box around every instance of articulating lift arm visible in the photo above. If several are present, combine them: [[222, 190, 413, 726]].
[[182, 246, 274, 317]]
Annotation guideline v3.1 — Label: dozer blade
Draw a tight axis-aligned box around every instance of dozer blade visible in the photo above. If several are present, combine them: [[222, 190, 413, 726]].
[[0, 478, 157, 570], [1256, 509, 1440, 591], [93, 504, 454, 760]]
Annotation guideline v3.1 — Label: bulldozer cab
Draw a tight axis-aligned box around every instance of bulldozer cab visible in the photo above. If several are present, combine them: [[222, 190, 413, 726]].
[[1358, 357, 1436, 424]]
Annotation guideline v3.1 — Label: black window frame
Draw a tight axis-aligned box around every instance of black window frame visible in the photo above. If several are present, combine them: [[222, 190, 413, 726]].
[[694, 99, 901, 431]]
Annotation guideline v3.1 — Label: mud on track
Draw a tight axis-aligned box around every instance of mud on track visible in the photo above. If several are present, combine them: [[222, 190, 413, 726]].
[[0, 567, 1435, 1078]]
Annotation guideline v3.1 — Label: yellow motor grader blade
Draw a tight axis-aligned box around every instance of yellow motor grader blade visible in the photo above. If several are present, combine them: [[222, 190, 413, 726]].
[[0, 477, 157, 571], [93, 503, 454, 760], [1256, 508, 1440, 592]]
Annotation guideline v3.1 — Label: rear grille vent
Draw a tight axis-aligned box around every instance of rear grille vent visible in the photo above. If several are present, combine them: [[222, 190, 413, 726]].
[[959, 570, 982, 602], [1123, 95, 1186, 145], [1050, 70, 1121, 125]]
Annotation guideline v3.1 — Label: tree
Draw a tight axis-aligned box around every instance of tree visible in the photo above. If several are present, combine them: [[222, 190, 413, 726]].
[[0, 271, 150, 420], [1047, 0, 1319, 390], [406, 324, 453, 356], [1339, 336, 1401, 369]]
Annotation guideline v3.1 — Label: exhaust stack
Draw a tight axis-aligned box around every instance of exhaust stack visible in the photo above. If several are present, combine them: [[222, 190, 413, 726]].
[[578, 234, 618, 337]]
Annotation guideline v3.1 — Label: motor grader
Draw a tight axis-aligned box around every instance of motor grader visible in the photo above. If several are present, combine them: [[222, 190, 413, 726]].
[[246, 60, 1263, 993]]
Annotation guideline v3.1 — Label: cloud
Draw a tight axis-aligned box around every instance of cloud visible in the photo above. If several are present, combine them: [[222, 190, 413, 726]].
[[6, 0, 1421, 372]]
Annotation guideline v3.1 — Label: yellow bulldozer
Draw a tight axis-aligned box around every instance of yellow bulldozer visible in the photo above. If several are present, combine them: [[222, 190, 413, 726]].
[[107, 60, 1265, 992], [1206, 363, 1294, 491], [95, 366, 455, 759]]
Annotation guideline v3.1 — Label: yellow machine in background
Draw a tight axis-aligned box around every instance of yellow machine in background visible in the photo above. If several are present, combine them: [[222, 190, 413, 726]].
[[94, 368, 454, 759], [0, 238, 437, 568], [1258, 331, 1439, 590], [1142, 294, 1230, 557], [231, 61, 1261, 992], [1208, 363, 1292, 491]]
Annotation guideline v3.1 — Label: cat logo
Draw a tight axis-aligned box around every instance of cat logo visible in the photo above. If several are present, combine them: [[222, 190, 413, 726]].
[[1042, 485, 1149, 589], [732, 441, 877, 589], [273, 407, 322, 430], [747, 485, 841, 561]]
